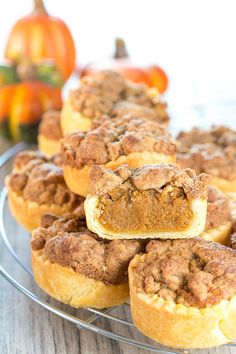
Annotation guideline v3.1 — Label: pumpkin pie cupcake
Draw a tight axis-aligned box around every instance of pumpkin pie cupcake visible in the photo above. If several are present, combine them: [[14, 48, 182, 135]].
[[129, 238, 236, 349], [85, 164, 210, 240], [31, 214, 142, 308], [38, 110, 62, 157], [6, 151, 84, 231], [177, 126, 236, 193], [201, 186, 232, 244], [60, 70, 169, 135], [61, 116, 176, 197]]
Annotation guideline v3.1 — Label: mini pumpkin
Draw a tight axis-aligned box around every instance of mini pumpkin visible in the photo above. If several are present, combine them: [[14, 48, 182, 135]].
[[0, 81, 62, 143], [5, 0, 76, 81], [81, 38, 168, 94]]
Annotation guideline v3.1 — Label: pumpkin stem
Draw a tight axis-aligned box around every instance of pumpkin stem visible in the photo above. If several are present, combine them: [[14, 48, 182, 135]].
[[114, 38, 129, 59], [33, 0, 47, 14]]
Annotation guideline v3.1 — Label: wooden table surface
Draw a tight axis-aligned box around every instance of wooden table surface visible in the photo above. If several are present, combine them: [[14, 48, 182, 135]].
[[0, 139, 236, 354]]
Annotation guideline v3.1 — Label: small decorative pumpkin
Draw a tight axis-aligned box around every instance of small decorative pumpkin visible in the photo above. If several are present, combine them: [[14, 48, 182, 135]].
[[5, 0, 76, 81], [0, 81, 62, 142], [81, 38, 168, 94]]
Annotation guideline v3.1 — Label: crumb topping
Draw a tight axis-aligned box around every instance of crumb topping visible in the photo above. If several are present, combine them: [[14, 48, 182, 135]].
[[31, 215, 143, 285], [13, 150, 47, 172], [132, 238, 236, 308], [90, 164, 211, 201], [69, 70, 169, 124], [61, 116, 176, 168], [39, 110, 62, 141], [205, 186, 231, 230], [8, 151, 84, 212], [177, 126, 236, 180]]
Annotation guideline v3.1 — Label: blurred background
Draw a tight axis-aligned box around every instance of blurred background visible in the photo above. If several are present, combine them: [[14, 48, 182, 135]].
[[1, 0, 236, 134]]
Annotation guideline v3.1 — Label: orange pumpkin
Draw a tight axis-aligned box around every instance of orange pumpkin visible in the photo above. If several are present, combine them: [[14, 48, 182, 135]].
[[5, 0, 76, 81], [0, 81, 62, 142], [81, 38, 168, 94]]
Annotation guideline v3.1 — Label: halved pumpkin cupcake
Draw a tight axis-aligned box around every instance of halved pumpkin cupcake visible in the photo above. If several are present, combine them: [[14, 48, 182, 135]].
[[85, 164, 210, 240]]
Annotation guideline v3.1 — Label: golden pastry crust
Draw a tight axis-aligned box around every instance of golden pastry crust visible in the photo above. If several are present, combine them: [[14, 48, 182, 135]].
[[60, 70, 169, 135], [32, 249, 129, 308], [31, 215, 142, 308], [85, 164, 210, 239], [177, 126, 236, 192], [38, 134, 61, 158], [60, 99, 92, 135], [129, 275, 236, 349], [8, 189, 80, 231], [129, 239, 236, 348], [201, 222, 232, 245], [210, 177, 236, 193]]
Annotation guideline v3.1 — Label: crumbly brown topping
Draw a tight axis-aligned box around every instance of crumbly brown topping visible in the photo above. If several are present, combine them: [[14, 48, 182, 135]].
[[31, 215, 143, 285], [133, 238, 236, 308], [39, 110, 62, 141], [61, 116, 176, 168], [8, 151, 84, 211], [177, 126, 236, 180], [205, 187, 231, 230], [31, 214, 88, 250], [13, 150, 61, 172], [113, 101, 167, 122], [69, 70, 169, 124], [90, 164, 211, 201], [13, 151, 47, 172]]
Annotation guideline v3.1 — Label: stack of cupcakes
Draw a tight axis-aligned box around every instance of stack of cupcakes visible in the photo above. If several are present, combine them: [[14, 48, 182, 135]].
[[6, 70, 236, 350]]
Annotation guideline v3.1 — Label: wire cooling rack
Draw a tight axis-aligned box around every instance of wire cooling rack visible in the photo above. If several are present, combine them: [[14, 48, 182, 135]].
[[0, 144, 235, 354]]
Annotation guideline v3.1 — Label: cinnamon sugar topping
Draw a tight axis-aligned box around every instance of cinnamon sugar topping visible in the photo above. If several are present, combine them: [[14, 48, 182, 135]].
[[61, 116, 176, 168], [132, 238, 236, 308], [69, 70, 169, 124], [31, 215, 142, 285]]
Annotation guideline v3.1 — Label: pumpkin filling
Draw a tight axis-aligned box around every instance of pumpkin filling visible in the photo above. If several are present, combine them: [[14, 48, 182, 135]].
[[97, 187, 193, 233], [89, 164, 211, 234]]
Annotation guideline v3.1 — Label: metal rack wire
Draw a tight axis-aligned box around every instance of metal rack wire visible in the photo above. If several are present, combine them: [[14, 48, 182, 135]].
[[0, 144, 235, 354]]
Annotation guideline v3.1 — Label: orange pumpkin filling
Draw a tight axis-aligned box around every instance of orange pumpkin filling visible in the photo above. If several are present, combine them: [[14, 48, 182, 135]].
[[98, 187, 193, 233]]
